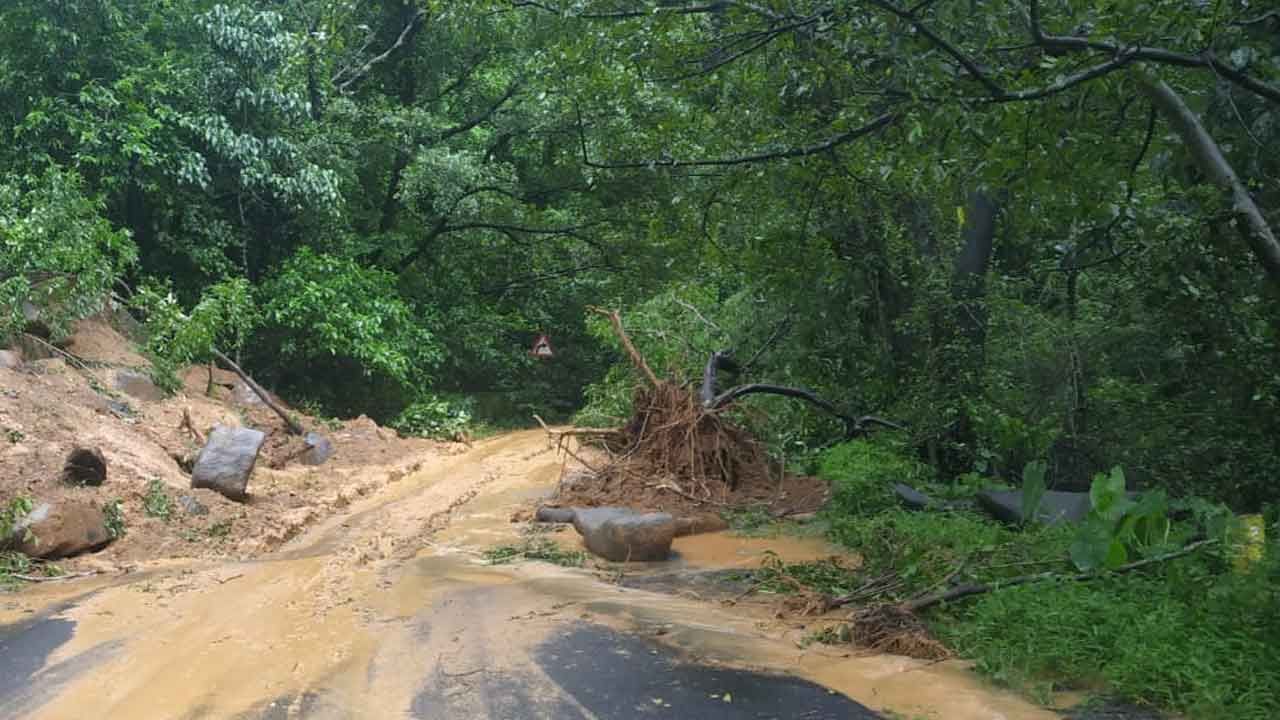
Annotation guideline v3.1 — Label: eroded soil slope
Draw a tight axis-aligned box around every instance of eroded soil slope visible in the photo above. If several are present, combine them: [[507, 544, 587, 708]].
[[0, 317, 450, 567]]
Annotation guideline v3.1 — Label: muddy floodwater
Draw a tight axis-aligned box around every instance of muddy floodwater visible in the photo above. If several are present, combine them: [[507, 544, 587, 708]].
[[1, 431, 1059, 719]]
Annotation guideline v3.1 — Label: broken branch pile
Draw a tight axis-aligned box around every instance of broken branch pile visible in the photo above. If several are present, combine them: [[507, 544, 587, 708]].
[[545, 309, 830, 516]]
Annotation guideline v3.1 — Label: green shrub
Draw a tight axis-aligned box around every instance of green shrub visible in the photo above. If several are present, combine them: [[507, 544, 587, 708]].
[[829, 508, 1075, 594], [143, 479, 173, 521], [391, 394, 473, 439], [1, 496, 34, 541], [103, 499, 126, 539], [0, 168, 137, 344], [819, 437, 931, 518]]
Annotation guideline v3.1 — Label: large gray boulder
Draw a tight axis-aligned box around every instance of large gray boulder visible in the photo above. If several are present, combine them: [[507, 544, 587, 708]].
[[191, 425, 266, 501], [977, 489, 1095, 526], [572, 507, 676, 562], [9, 502, 114, 559]]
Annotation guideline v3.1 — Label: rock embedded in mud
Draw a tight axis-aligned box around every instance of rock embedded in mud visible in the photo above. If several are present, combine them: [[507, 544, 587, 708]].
[[301, 431, 334, 466], [178, 494, 209, 516], [113, 369, 164, 402], [191, 425, 266, 502], [572, 507, 677, 562], [9, 501, 114, 559], [62, 446, 108, 486], [535, 506, 577, 524], [0, 349, 21, 369]]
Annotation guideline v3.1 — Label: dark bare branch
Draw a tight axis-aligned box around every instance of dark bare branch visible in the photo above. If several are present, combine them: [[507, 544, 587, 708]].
[[579, 112, 898, 169], [906, 539, 1217, 612], [1030, 0, 1280, 105], [709, 383, 904, 436]]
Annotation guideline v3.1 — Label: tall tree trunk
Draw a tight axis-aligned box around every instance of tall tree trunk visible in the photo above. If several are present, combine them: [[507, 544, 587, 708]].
[[933, 190, 1000, 473]]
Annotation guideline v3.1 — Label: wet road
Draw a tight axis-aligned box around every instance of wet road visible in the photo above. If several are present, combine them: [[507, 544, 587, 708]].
[[0, 431, 1055, 720]]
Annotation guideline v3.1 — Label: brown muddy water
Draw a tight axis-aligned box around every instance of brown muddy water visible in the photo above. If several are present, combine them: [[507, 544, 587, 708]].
[[0, 430, 1059, 719]]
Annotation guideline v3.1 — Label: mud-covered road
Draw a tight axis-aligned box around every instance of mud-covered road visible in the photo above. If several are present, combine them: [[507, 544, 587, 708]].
[[0, 431, 1057, 719]]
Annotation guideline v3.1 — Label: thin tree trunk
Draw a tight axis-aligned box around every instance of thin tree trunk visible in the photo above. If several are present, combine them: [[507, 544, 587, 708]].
[[1134, 70, 1280, 286], [212, 350, 306, 435]]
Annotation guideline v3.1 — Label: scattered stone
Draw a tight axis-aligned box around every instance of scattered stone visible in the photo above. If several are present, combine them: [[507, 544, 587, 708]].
[[894, 483, 935, 510], [62, 446, 108, 486], [106, 399, 134, 418], [113, 369, 164, 402], [976, 489, 1100, 526], [572, 506, 676, 562], [0, 349, 21, 369], [535, 506, 577, 524], [178, 495, 209, 516], [191, 425, 266, 502], [300, 431, 334, 466], [9, 502, 114, 559]]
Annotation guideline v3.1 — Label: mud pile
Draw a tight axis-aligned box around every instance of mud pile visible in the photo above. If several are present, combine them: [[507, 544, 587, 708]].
[[0, 315, 444, 567]]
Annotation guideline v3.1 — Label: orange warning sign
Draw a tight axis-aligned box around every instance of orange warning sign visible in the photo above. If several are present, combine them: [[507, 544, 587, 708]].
[[530, 334, 554, 358]]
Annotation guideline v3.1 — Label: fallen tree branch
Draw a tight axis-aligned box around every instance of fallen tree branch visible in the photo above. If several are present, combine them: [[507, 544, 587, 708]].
[[180, 407, 207, 445], [1133, 70, 1280, 287], [708, 382, 905, 437], [589, 307, 659, 386], [211, 349, 306, 435], [904, 539, 1218, 612]]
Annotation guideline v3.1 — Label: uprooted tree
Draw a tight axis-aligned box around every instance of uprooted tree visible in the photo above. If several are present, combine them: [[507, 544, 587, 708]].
[[547, 308, 899, 514]]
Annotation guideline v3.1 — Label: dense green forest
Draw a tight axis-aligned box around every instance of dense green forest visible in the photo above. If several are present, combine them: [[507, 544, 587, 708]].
[[3, 2, 1278, 714]]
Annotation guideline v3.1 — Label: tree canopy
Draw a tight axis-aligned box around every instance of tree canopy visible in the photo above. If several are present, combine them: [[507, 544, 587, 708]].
[[2, 0, 1277, 505]]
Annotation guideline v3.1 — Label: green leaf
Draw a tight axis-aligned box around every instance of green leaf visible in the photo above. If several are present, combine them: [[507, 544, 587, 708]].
[[1019, 460, 1048, 525]]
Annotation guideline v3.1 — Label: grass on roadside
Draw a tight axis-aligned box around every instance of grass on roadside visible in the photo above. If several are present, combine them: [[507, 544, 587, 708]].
[[483, 537, 586, 568], [807, 438, 1280, 720]]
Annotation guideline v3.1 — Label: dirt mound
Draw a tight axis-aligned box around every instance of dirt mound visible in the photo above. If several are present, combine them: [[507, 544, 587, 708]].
[[64, 317, 149, 367], [1, 320, 445, 570], [545, 382, 830, 519]]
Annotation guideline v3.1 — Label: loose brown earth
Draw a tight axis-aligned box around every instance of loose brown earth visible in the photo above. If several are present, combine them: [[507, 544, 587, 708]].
[[0, 317, 447, 567]]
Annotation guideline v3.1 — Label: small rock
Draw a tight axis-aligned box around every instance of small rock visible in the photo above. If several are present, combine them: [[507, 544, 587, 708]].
[[9, 502, 114, 559], [178, 495, 209, 516], [894, 483, 935, 510], [113, 369, 164, 402], [301, 431, 334, 466], [535, 506, 577, 524], [573, 507, 676, 562], [0, 349, 21, 369], [191, 425, 266, 502], [62, 446, 108, 486]]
